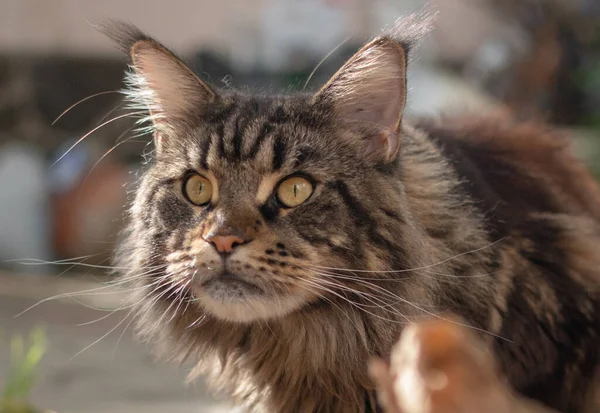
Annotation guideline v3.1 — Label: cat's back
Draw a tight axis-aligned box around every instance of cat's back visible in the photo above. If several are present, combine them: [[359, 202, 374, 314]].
[[414, 115, 600, 234], [414, 114, 600, 413]]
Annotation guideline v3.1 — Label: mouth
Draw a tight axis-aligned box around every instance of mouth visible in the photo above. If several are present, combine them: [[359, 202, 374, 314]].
[[199, 271, 264, 300], [192, 269, 308, 322]]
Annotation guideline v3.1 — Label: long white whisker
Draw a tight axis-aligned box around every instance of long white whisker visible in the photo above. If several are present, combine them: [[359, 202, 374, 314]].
[[310, 269, 512, 342], [52, 111, 145, 167], [13, 267, 168, 318], [52, 90, 121, 125], [110, 312, 137, 365], [69, 311, 133, 362], [79, 124, 138, 192], [76, 308, 125, 326], [164, 279, 192, 324], [301, 278, 410, 325], [303, 36, 352, 90], [10, 258, 165, 271], [310, 238, 507, 274], [293, 282, 364, 334], [133, 275, 192, 332], [6, 255, 101, 265], [306, 274, 401, 310]]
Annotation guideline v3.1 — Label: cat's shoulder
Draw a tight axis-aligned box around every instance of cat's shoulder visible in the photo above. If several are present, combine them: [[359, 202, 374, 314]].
[[411, 113, 600, 226]]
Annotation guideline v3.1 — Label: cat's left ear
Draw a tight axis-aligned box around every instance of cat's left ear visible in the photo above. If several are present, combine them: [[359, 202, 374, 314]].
[[98, 22, 216, 145], [314, 15, 432, 163]]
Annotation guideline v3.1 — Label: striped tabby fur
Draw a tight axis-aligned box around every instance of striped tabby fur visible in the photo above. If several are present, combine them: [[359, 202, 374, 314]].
[[106, 14, 599, 413]]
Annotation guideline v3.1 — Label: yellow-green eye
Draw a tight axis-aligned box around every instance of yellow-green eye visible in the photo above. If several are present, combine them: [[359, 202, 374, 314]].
[[183, 174, 213, 206], [276, 176, 313, 208]]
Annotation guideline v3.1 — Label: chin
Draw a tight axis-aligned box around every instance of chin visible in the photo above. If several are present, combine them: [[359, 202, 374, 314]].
[[193, 282, 310, 323]]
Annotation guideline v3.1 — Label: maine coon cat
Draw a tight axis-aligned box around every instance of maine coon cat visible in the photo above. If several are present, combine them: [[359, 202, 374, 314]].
[[103, 14, 599, 413]]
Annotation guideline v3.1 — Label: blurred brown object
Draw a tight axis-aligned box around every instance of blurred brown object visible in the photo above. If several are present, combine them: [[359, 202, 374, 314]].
[[490, 0, 598, 124], [431, 0, 598, 125], [369, 317, 559, 413], [51, 160, 129, 266], [501, 20, 563, 122]]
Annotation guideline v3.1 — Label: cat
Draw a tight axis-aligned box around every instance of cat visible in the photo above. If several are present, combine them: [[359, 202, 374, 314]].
[[102, 13, 600, 413]]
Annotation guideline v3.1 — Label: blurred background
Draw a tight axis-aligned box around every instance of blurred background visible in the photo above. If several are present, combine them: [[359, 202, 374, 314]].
[[0, 0, 598, 412]]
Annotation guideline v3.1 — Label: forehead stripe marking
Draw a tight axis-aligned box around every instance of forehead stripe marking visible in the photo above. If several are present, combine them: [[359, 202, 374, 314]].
[[199, 133, 213, 170], [272, 132, 287, 171], [216, 122, 226, 159], [232, 116, 244, 161], [246, 121, 273, 160]]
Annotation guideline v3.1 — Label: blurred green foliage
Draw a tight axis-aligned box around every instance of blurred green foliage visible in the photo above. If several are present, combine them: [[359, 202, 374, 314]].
[[0, 328, 48, 413]]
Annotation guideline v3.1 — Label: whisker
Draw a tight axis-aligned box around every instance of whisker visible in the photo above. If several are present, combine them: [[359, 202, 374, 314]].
[[303, 36, 352, 90], [10, 257, 165, 271], [13, 267, 168, 318], [310, 237, 507, 274], [293, 282, 366, 334], [75, 306, 130, 327], [78, 124, 138, 192], [93, 101, 125, 127], [141, 290, 181, 332], [187, 314, 207, 329], [164, 280, 192, 324], [110, 312, 137, 365], [301, 278, 410, 325], [305, 263, 502, 283], [307, 274, 402, 310], [76, 308, 123, 326], [52, 90, 121, 125], [69, 311, 133, 362], [62, 293, 125, 313], [5, 255, 101, 265], [310, 269, 512, 342], [14, 287, 125, 318], [52, 110, 145, 167]]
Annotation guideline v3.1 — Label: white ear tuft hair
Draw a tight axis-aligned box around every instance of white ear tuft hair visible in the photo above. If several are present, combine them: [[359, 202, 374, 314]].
[[97, 21, 215, 143]]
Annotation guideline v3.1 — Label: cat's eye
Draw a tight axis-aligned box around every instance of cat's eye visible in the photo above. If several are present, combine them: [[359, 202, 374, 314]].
[[276, 176, 314, 208], [183, 174, 213, 206]]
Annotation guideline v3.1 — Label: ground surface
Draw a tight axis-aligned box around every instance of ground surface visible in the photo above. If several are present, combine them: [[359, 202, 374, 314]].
[[0, 271, 233, 413]]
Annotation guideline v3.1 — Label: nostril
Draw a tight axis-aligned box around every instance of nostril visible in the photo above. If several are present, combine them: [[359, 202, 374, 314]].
[[204, 234, 246, 254]]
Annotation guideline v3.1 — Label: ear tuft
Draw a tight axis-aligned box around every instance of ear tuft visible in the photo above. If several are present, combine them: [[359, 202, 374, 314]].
[[96, 20, 216, 142], [95, 20, 154, 57], [381, 10, 436, 61], [314, 12, 435, 163]]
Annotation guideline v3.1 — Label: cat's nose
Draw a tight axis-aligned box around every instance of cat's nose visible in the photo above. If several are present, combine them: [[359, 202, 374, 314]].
[[203, 234, 246, 254]]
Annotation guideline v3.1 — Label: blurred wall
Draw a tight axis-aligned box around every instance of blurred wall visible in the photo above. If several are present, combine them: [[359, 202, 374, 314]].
[[0, 0, 265, 57], [0, 0, 426, 69]]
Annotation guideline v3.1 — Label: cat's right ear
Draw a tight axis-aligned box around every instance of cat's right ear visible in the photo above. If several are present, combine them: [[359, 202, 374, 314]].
[[97, 21, 216, 146]]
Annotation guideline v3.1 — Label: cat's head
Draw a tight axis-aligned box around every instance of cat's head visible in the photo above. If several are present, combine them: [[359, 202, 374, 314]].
[[107, 17, 431, 323]]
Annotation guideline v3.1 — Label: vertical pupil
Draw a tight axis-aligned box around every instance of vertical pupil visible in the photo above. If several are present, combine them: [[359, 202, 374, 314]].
[[293, 184, 297, 197], [198, 182, 203, 193]]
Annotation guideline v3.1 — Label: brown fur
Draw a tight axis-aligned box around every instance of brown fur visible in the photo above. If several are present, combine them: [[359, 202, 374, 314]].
[[418, 115, 600, 224]]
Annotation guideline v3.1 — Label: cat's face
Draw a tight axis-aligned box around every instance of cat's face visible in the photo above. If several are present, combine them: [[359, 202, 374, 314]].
[[111, 23, 411, 323]]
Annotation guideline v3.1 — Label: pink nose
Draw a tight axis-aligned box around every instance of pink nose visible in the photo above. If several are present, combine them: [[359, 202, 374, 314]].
[[204, 234, 245, 254]]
